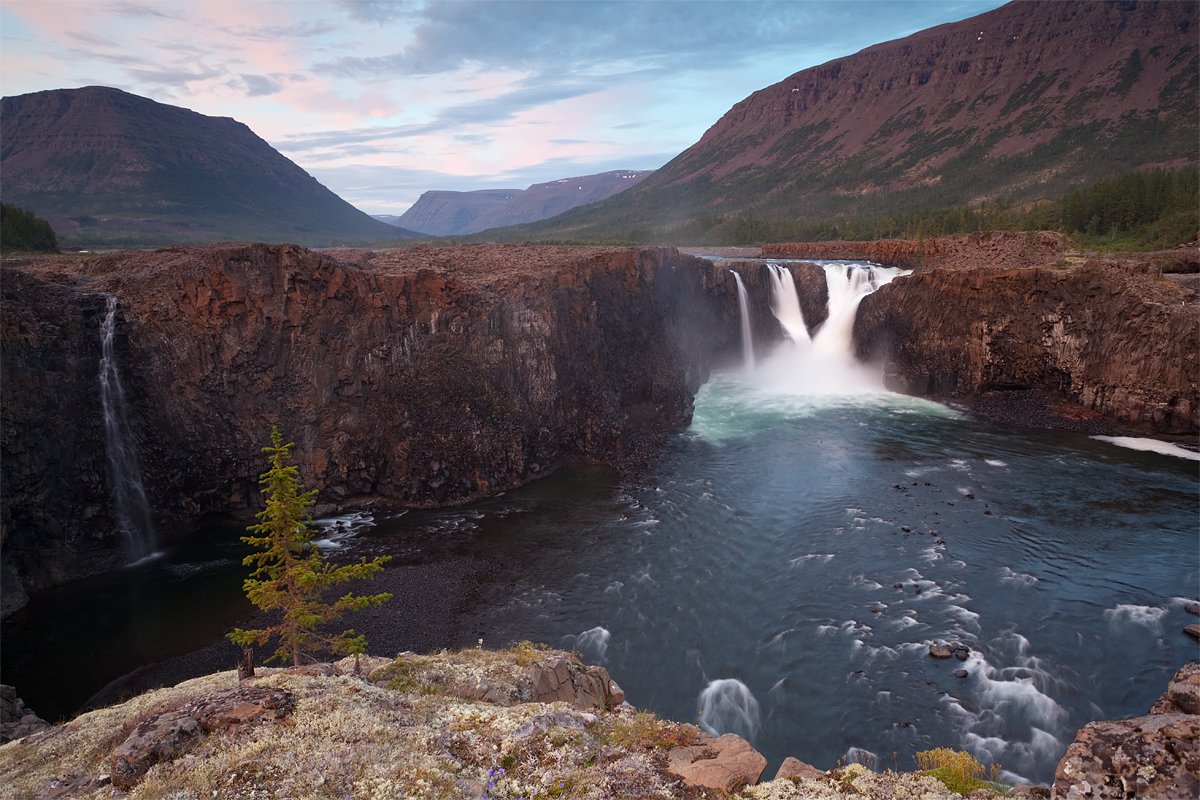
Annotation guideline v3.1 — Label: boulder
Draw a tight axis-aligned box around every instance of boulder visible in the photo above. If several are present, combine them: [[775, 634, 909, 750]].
[[110, 710, 202, 790], [1184, 624, 1199, 640], [183, 686, 295, 734], [109, 686, 295, 789], [0, 684, 50, 743], [667, 733, 767, 791], [1150, 663, 1200, 715], [929, 644, 953, 659], [775, 755, 824, 781], [1052, 713, 1198, 800], [526, 658, 624, 711], [1053, 663, 1200, 800]]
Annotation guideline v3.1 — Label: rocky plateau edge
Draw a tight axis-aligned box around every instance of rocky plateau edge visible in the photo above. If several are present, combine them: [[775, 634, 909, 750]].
[[1, 650, 1196, 799], [2, 237, 1196, 614]]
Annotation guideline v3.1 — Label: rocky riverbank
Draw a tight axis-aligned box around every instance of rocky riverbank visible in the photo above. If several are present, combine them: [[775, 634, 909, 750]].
[[1, 649, 1195, 799]]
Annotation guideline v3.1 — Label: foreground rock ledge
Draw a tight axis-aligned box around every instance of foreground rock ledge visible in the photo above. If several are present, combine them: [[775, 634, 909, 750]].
[[1, 647, 1194, 799]]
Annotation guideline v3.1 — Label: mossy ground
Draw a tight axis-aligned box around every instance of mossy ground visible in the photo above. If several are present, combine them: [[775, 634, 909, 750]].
[[0, 650, 985, 800]]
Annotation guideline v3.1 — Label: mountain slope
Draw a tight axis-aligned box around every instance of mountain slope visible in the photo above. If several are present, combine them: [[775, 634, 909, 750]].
[[396, 170, 652, 235], [0, 87, 418, 246], [503, 0, 1198, 240]]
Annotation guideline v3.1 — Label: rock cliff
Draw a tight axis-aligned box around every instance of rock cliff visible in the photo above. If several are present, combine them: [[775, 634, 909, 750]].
[[854, 259, 1198, 434], [1, 244, 745, 614], [763, 231, 1073, 271]]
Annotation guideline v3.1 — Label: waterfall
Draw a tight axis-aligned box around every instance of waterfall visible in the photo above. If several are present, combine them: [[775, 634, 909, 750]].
[[98, 296, 157, 561], [754, 260, 908, 395], [729, 270, 755, 370], [766, 263, 810, 344]]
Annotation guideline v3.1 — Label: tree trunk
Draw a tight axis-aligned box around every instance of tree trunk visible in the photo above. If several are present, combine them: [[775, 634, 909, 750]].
[[238, 647, 255, 680]]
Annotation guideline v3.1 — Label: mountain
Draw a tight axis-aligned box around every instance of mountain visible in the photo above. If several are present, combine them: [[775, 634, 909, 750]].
[[0, 87, 419, 247], [395, 170, 652, 236], [499, 0, 1198, 241]]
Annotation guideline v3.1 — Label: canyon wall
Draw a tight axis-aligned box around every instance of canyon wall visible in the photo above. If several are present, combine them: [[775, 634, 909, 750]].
[[855, 262, 1198, 433], [4, 240, 1196, 613], [763, 231, 1073, 271], [0, 244, 745, 614]]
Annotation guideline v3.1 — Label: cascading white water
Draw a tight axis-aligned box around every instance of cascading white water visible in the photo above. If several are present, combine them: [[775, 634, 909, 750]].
[[728, 270, 755, 370], [751, 259, 908, 396], [98, 296, 157, 561], [766, 263, 810, 344], [697, 678, 762, 741]]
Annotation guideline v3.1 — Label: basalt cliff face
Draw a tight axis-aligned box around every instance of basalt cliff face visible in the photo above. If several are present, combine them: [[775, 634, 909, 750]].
[[0, 244, 744, 614], [855, 258, 1198, 433]]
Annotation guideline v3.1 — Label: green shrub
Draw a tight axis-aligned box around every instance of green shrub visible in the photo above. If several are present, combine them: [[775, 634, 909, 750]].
[[915, 747, 1004, 795]]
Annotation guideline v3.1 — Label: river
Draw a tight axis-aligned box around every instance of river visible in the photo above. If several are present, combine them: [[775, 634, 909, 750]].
[[3, 261, 1196, 785]]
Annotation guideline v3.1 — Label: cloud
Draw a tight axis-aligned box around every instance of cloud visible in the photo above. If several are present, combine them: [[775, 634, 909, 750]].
[[336, 0, 419, 25], [217, 21, 338, 43], [67, 30, 119, 47], [240, 73, 281, 96], [127, 65, 223, 86], [277, 76, 605, 152], [106, 2, 184, 20]]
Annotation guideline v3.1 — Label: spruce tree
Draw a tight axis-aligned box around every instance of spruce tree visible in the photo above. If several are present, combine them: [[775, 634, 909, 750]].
[[229, 427, 391, 667]]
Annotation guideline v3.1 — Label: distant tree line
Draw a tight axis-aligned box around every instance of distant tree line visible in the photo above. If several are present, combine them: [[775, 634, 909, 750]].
[[595, 167, 1198, 250], [0, 203, 59, 252]]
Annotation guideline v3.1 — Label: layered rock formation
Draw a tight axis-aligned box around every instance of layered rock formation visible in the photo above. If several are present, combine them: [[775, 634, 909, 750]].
[[1, 244, 745, 613], [854, 255, 1198, 434], [764, 231, 1073, 271]]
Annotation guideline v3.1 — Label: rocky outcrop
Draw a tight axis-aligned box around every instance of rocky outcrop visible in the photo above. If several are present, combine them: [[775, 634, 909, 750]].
[[764, 231, 1072, 271], [1, 243, 746, 611], [109, 686, 294, 790], [1053, 663, 1199, 800], [667, 732, 768, 791], [855, 261, 1198, 434], [527, 657, 625, 711], [0, 684, 50, 743]]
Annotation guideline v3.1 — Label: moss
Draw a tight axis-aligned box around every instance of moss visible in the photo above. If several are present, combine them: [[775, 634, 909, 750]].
[[599, 711, 703, 750], [915, 748, 1005, 796]]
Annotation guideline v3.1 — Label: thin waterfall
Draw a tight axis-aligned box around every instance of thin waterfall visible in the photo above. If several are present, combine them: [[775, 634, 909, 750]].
[[765, 263, 810, 345], [728, 270, 755, 370], [98, 295, 157, 560]]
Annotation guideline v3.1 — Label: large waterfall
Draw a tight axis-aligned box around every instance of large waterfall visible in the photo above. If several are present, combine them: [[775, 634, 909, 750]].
[[98, 296, 157, 561], [754, 260, 905, 395]]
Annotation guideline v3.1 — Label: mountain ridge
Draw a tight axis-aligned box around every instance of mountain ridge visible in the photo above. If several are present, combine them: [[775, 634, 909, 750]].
[[394, 170, 653, 236], [491, 0, 1198, 241], [0, 86, 419, 247]]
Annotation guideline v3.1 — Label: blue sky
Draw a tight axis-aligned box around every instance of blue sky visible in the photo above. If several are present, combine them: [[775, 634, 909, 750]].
[[1, 0, 1006, 214]]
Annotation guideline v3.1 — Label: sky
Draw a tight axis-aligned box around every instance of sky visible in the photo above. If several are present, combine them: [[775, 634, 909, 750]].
[[1, 0, 1006, 215]]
